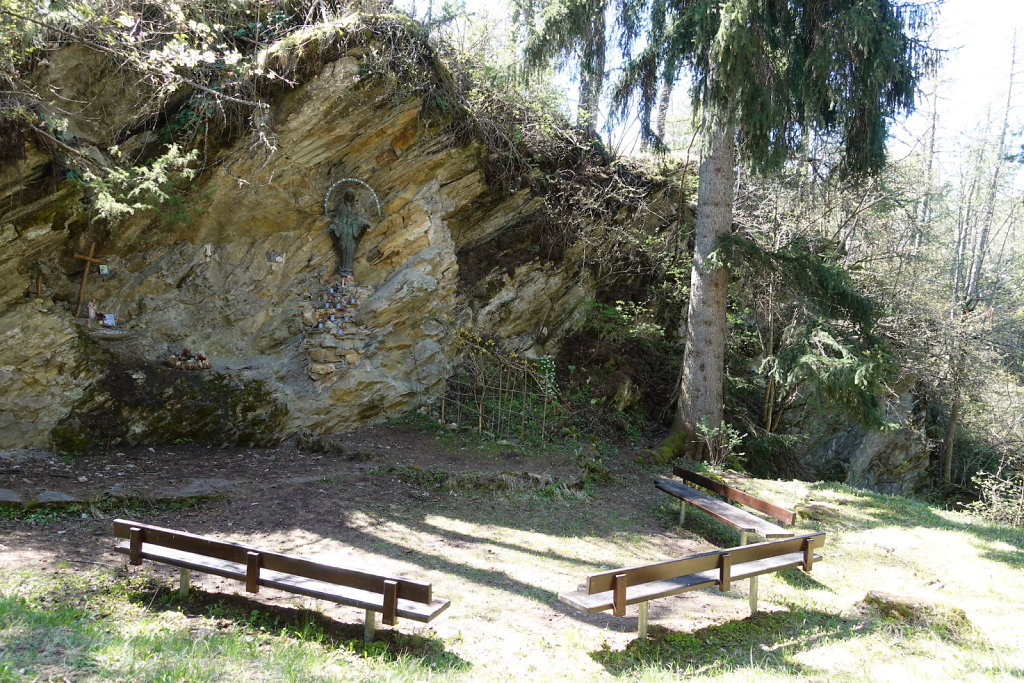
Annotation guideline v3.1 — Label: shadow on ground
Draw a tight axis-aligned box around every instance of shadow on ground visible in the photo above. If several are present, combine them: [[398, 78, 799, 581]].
[[0, 452, 715, 633], [589, 607, 874, 677], [131, 581, 470, 670]]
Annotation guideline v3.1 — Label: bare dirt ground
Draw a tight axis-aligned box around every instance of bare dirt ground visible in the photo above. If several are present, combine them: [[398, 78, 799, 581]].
[[0, 426, 760, 679]]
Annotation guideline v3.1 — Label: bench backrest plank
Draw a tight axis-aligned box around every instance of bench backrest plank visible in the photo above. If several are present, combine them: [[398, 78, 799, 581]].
[[726, 532, 823, 567], [588, 547, 726, 593], [587, 532, 825, 595], [113, 519, 432, 604], [673, 466, 796, 526]]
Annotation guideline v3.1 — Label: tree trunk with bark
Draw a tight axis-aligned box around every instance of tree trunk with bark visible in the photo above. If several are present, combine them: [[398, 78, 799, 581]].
[[943, 388, 960, 485], [672, 122, 736, 444], [655, 82, 671, 141], [576, 8, 606, 138]]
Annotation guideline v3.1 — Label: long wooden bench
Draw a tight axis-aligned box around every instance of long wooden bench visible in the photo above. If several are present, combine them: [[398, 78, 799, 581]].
[[112, 519, 450, 641], [560, 532, 825, 637], [656, 466, 796, 545]]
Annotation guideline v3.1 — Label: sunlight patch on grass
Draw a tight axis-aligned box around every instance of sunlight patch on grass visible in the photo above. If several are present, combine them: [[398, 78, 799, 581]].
[[607, 477, 1024, 681], [737, 477, 813, 511], [802, 507, 1024, 656]]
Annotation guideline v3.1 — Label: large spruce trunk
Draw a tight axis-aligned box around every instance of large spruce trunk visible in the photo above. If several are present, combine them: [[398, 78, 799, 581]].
[[673, 122, 736, 444]]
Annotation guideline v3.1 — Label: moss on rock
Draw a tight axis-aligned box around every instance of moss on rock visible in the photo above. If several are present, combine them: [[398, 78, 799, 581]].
[[863, 590, 974, 642], [49, 346, 288, 454], [645, 431, 690, 465]]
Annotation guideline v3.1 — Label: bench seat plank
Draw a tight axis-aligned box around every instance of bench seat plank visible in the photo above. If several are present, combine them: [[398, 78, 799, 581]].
[[726, 550, 821, 580], [559, 550, 821, 613], [656, 478, 792, 538], [672, 466, 796, 526], [115, 542, 450, 623], [561, 573, 718, 613]]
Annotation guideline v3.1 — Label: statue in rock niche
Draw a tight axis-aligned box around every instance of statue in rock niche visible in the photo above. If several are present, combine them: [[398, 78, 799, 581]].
[[323, 177, 381, 278], [327, 190, 370, 278]]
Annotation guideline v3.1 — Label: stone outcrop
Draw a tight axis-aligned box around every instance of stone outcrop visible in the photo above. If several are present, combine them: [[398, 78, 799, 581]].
[[862, 590, 973, 640], [787, 382, 932, 496], [0, 38, 598, 449], [48, 349, 289, 453], [0, 300, 101, 448], [0, 20, 930, 499]]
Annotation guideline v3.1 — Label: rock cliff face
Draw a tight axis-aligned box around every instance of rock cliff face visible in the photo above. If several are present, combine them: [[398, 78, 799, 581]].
[[786, 382, 933, 496], [0, 45, 593, 449]]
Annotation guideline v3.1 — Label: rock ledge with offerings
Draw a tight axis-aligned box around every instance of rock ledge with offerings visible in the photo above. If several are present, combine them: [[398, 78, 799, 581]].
[[164, 348, 211, 371]]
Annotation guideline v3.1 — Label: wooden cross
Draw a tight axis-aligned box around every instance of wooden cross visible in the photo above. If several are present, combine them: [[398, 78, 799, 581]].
[[73, 243, 108, 318]]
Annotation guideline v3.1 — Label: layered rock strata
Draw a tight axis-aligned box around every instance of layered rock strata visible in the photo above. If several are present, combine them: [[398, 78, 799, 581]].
[[0, 45, 593, 447]]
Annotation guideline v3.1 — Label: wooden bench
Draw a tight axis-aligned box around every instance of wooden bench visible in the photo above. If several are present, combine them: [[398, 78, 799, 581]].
[[112, 519, 450, 641], [656, 465, 796, 545], [560, 532, 825, 637]]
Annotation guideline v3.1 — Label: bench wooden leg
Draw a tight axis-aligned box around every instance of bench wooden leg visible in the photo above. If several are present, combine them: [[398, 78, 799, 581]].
[[129, 526, 143, 565], [363, 609, 377, 642], [637, 601, 649, 639], [748, 575, 759, 614], [739, 530, 749, 546], [679, 500, 687, 525], [179, 568, 190, 596]]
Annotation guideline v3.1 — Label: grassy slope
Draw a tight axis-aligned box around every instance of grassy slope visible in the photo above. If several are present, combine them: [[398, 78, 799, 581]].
[[1, 474, 1022, 681], [614, 479, 1024, 681]]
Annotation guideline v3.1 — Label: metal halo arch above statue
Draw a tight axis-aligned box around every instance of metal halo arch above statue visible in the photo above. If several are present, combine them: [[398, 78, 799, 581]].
[[323, 177, 382, 218]]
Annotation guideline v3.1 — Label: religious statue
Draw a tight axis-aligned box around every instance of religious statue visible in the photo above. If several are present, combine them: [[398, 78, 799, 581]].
[[327, 190, 371, 278], [323, 178, 380, 279]]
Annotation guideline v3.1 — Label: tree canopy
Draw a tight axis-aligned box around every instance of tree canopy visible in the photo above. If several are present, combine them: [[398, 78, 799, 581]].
[[616, 0, 938, 175], [525, 0, 610, 135]]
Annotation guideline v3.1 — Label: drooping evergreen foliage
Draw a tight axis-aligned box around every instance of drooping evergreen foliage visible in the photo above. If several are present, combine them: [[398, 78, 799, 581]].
[[721, 234, 876, 328], [595, 0, 937, 446], [525, 0, 609, 134], [723, 233, 895, 431], [615, 0, 938, 175]]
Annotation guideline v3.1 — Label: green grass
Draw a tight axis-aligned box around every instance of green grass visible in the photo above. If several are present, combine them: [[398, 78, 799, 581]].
[[601, 479, 1024, 681], [385, 407, 598, 457], [589, 605, 1006, 681], [0, 570, 467, 682]]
